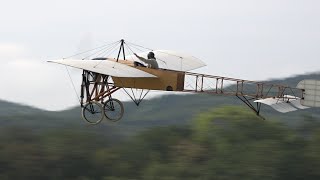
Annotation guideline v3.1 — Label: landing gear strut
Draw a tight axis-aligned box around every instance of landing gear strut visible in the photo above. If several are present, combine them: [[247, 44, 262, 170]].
[[80, 70, 124, 124]]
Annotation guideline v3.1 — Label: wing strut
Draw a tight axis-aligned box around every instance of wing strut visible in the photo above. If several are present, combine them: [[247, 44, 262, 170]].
[[236, 95, 265, 120]]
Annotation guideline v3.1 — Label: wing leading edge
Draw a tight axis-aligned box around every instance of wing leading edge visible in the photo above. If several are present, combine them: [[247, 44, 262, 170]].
[[48, 59, 157, 78]]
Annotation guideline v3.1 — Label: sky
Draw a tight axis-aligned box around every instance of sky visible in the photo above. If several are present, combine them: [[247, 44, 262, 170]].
[[0, 0, 319, 110]]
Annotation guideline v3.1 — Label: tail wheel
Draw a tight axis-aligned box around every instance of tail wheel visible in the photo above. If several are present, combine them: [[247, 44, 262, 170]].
[[82, 101, 104, 125], [103, 98, 124, 122]]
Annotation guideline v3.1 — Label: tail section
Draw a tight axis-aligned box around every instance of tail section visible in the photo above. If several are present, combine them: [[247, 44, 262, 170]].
[[297, 80, 320, 107], [254, 95, 309, 113]]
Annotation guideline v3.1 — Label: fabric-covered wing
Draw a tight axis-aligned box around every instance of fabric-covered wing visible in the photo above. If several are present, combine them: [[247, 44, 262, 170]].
[[254, 95, 309, 113], [48, 59, 157, 78], [126, 50, 206, 71]]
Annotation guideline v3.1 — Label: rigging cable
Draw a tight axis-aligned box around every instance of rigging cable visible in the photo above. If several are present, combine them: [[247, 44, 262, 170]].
[[125, 42, 167, 66], [64, 40, 121, 59], [65, 66, 81, 105], [83, 40, 121, 60], [95, 42, 121, 57], [94, 42, 122, 68], [126, 41, 153, 51], [124, 42, 142, 62]]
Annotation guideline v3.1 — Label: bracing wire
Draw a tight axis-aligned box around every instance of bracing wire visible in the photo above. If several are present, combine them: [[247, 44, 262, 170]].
[[65, 66, 81, 104], [83, 41, 121, 60], [126, 42, 149, 52], [95, 42, 120, 57], [124, 42, 135, 57], [127, 41, 182, 60], [122, 88, 137, 104], [121, 88, 150, 106], [124, 42, 167, 66], [64, 40, 121, 59], [103, 42, 122, 58], [116, 74, 150, 106], [126, 41, 166, 65], [124, 42, 138, 54], [124, 42, 142, 62], [61, 41, 121, 107], [94, 42, 122, 68], [126, 41, 153, 51], [61, 39, 156, 108], [62, 39, 165, 107]]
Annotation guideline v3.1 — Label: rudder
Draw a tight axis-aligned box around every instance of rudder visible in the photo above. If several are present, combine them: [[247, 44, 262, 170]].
[[297, 79, 320, 107]]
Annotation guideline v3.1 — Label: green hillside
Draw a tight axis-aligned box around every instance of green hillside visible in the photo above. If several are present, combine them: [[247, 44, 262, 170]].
[[0, 72, 319, 133], [0, 105, 320, 179], [0, 73, 319, 179]]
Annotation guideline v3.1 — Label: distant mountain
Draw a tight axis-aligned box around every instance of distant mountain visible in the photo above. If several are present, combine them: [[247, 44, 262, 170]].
[[264, 73, 320, 86], [0, 72, 319, 139], [0, 99, 42, 115]]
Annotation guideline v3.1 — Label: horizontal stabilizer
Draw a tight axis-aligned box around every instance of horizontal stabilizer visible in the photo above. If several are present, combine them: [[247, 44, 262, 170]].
[[254, 95, 309, 113], [297, 80, 320, 107]]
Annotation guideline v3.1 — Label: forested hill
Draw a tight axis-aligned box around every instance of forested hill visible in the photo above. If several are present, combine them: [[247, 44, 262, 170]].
[[262, 72, 320, 86], [0, 72, 319, 133], [0, 99, 42, 115], [1, 73, 320, 179]]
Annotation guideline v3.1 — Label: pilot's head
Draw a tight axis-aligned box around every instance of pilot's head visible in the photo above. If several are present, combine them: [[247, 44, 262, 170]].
[[147, 52, 155, 59]]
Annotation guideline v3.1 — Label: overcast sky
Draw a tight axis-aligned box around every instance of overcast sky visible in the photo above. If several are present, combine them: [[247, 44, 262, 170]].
[[1, 0, 319, 110]]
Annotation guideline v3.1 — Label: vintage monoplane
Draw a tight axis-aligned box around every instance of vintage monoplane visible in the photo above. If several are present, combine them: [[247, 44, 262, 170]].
[[48, 39, 320, 124]]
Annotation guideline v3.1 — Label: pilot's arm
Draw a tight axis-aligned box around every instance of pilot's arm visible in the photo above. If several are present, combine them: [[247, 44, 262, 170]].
[[134, 53, 158, 69], [134, 53, 146, 62], [134, 53, 152, 64]]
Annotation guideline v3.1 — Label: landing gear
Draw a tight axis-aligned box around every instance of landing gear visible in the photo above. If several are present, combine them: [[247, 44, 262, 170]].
[[78, 40, 147, 125], [80, 70, 124, 125], [103, 98, 124, 122], [82, 101, 104, 125], [81, 99, 124, 124]]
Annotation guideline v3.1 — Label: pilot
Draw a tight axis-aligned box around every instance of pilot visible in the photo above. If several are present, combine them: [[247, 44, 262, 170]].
[[134, 52, 159, 69]]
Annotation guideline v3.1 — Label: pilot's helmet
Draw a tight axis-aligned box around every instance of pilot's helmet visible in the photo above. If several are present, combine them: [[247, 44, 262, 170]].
[[147, 52, 155, 59]]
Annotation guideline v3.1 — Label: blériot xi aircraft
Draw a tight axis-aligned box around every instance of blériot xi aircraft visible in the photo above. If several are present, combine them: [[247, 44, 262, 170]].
[[48, 39, 320, 124]]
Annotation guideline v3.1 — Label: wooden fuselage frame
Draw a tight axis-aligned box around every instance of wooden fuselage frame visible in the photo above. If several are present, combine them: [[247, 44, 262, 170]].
[[80, 59, 305, 119], [111, 60, 185, 91]]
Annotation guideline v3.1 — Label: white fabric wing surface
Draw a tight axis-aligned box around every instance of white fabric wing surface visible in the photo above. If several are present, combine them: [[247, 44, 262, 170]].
[[48, 59, 156, 78], [126, 50, 206, 71], [254, 95, 309, 113]]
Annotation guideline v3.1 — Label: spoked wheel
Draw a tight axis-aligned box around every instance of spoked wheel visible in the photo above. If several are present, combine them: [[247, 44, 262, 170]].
[[82, 101, 104, 125], [103, 98, 124, 122]]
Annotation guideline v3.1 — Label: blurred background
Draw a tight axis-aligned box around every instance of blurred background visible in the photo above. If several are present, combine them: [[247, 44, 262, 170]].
[[0, 73, 320, 179], [0, 0, 320, 179]]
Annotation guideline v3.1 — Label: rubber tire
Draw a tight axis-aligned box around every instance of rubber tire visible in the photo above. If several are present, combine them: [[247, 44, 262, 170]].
[[103, 98, 124, 122], [82, 101, 104, 125]]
